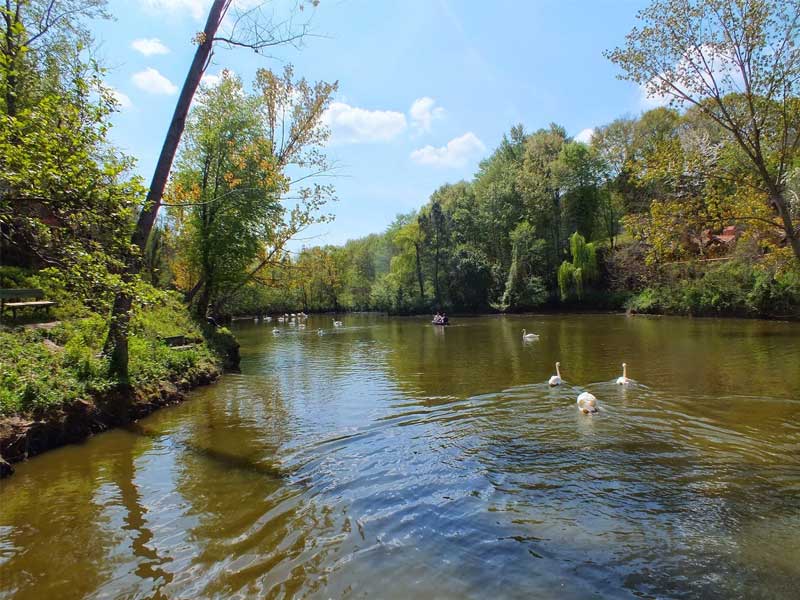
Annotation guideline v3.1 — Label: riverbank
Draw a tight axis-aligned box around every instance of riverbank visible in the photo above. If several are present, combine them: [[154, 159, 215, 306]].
[[0, 288, 241, 478], [0, 364, 221, 477]]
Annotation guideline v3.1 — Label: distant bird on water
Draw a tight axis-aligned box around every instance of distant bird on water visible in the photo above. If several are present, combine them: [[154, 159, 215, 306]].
[[616, 363, 631, 385], [549, 362, 563, 386], [522, 329, 539, 341]]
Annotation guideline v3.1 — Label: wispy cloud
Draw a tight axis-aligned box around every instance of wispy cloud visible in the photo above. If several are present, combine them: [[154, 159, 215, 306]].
[[132, 67, 178, 95], [322, 102, 407, 144], [639, 43, 743, 110], [410, 132, 485, 168], [409, 97, 445, 133], [109, 88, 133, 109], [131, 38, 170, 56], [139, 0, 208, 20], [574, 128, 594, 144], [200, 69, 229, 88]]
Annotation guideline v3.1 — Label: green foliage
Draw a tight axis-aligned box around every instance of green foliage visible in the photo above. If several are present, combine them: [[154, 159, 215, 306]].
[[164, 67, 337, 318], [0, 279, 220, 416], [627, 260, 800, 318], [558, 232, 599, 300], [448, 245, 492, 310]]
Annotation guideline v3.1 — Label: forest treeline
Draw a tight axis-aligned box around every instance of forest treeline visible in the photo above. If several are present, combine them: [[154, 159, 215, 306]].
[[184, 102, 800, 318]]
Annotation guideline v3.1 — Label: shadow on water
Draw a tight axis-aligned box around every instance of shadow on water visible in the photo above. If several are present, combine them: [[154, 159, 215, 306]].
[[124, 422, 289, 481]]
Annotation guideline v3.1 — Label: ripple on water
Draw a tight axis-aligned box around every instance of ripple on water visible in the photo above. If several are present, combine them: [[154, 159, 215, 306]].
[[2, 315, 799, 600]]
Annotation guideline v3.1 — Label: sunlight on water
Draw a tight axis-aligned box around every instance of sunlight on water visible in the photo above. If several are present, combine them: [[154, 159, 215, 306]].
[[1, 314, 799, 599]]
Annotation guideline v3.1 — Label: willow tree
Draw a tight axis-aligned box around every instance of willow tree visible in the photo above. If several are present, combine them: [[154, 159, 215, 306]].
[[558, 232, 598, 300], [106, 0, 318, 380], [607, 0, 800, 264]]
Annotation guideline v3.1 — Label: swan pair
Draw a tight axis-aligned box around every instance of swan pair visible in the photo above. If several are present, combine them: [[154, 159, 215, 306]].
[[548, 362, 631, 387], [522, 329, 539, 341]]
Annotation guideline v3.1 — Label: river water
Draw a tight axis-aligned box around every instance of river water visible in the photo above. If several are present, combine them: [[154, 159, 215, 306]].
[[1, 314, 799, 599]]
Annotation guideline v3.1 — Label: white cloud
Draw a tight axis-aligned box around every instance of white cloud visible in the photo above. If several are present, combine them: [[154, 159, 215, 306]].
[[574, 128, 594, 144], [409, 97, 445, 133], [110, 88, 133, 108], [201, 70, 223, 87], [131, 38, 170, 56], [139, 0, 273, 21], [139, 0, 209, 20], [639, 43, 743, 110], [410, 132, 486, 168], [132, 67, 178, 95], [322, 102, 407, 144]]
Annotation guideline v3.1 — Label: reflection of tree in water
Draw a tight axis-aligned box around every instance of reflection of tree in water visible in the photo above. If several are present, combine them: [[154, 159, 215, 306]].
[[0, 437, 135, 600], [107, 443, 173, 599]]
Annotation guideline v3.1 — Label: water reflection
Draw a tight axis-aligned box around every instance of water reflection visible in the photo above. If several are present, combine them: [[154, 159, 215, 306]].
[[1, 314, 799, 598]]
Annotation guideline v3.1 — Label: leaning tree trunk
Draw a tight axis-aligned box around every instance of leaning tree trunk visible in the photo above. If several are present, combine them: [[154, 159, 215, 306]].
[[772, 193, 800, 265], [105, 0, 228, 380]]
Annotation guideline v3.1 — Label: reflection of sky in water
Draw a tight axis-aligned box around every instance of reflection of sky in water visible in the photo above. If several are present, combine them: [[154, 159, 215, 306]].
[[1, 314, 799, 599]]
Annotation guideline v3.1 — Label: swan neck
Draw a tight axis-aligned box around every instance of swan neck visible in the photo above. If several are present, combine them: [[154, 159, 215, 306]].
[[623, 364, 627, 378], [556, 363, 561, 377]]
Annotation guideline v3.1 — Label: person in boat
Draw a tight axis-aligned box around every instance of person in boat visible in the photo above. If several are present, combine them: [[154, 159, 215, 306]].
[[433, 311, 443, 324], [441, 312, 449, 325]]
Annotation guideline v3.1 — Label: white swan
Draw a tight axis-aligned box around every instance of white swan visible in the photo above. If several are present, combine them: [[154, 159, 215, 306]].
[[616, 363, 631, 385], [333, 319, 343, 327], [522, 329, 539, 341], [548, 362, 563, 386], [272, 328, 280, 335], [577, 392, 599, 414]]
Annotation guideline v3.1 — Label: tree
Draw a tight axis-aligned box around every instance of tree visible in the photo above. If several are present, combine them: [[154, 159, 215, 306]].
[[558, 232, 599, 300], [0, 2, 138, 304], [502, 221, 549, 309], [1, 0, 109, 118], [518, 124, 569, 275], [106, 0, 318, 379], [166, 71, 282, 318], [607, 0, 800, 264]]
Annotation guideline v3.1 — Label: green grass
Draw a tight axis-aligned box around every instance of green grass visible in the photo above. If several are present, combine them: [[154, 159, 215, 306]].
[[0, 285, 221, 417]]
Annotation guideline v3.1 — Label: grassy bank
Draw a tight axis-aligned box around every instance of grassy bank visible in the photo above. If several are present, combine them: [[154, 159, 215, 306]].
[[0, 300, 230, 416], [0, 269, 239, 475]]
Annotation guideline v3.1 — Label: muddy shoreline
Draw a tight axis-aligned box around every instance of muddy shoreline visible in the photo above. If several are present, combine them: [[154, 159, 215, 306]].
[[0, 365, 221, 478]]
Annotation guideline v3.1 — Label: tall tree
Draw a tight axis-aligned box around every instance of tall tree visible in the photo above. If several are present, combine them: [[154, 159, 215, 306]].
[[607, 0, 800, 263], [106, 0, 317, 379]]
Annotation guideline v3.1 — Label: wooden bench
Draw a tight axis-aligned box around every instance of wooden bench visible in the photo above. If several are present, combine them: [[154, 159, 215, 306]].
[[0, 288, 56, 319], [161, 335, 202, 350]]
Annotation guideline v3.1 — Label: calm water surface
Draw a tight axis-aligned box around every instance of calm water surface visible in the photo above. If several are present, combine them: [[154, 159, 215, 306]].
[[2, 314, 800, 599]]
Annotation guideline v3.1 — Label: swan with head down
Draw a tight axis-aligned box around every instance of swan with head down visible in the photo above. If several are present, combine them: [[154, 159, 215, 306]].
[[576, 391, 599, 414]]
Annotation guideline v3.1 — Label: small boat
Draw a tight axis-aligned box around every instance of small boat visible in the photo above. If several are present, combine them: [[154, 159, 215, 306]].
[[431, 320, 449, 326]]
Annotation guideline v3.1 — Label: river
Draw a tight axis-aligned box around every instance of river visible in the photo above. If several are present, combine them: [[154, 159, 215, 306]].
[[1, 314, 799, 599]]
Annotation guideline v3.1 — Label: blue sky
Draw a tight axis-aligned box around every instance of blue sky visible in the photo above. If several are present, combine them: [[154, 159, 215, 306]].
[[93, 0, 654, 247]]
